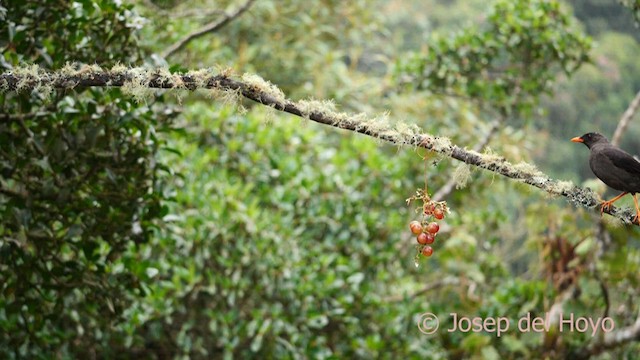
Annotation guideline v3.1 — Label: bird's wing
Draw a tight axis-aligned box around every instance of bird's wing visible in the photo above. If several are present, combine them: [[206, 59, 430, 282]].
[[601, 146, 640, 176]]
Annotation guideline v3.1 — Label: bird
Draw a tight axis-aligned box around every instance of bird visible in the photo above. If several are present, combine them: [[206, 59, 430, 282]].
[[572, 132, 640, 222]]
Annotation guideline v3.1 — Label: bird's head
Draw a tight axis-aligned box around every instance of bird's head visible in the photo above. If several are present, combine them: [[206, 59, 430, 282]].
[[571, 132, 609, 149]]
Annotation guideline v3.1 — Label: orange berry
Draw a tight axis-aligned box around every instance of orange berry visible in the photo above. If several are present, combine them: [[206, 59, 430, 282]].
[[417, 233, 429, 244], [409, 221, 423, 235], [424, 233, 435, 244], [422, 246, 434, 257], [426, 222, 440, 234]]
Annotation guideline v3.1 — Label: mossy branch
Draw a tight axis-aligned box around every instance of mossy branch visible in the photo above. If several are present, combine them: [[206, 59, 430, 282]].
[[432, 119, 501, 201], [1, 65, 637, 225]]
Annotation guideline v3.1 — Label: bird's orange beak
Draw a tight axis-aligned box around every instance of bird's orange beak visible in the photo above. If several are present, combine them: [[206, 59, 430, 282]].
[[571, 137, 584, 143]]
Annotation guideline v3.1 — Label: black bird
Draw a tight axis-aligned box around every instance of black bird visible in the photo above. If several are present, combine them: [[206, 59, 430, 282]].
[[572, 132, 640, 222]]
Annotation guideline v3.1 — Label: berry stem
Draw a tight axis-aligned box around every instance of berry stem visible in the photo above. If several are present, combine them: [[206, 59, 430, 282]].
[[423, 155, 429, 196]]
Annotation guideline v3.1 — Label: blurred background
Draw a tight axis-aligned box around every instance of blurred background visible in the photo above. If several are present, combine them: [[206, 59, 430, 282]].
[[2, 0, 640, 358]]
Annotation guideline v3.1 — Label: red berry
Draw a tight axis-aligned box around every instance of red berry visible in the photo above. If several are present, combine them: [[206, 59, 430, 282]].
[[422, 246, 434, 257], [433, 208, 445, 220], [426, 222, 440, 234], [424, 203, 435, 215], [424, 233, 435, 244], [417, 233, 429, 245], [409, 221, 423, 235]]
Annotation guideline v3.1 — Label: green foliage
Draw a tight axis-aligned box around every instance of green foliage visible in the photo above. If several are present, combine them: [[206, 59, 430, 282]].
[[0, 0, 145, 67], [395, 0, 592, 115], [120, 106, 423, 357], [0, 1, 174, 357]]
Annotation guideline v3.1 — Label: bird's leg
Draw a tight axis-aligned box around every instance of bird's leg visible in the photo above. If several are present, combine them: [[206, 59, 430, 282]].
[[632, 194, 640, 224], [600, 192, 628, 214]]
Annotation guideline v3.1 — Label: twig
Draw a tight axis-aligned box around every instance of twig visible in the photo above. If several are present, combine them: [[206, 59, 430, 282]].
[[2, 66, 639, 225], [611, 90, 640, 146], [0, 185, 27, 199], [597, 275, 610, 319], [160, 0, 256, 59], [432, 119, 500, 201], [0, 112, 51, 122]]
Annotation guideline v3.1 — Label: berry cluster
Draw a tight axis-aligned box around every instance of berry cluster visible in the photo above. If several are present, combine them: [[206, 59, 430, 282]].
[[406, 189, 448, 263]]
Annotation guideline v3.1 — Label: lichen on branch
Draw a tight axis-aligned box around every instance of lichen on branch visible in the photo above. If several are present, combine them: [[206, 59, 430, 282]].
[[1, 64, 635, 225]]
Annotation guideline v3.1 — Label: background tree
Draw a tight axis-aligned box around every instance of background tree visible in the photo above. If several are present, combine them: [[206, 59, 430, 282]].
[[0, 0, 175, 357]]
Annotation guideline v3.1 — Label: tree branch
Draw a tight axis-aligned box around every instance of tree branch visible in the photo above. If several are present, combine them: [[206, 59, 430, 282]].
[[573, 313, 640, 359], [611, 90, 640, 146], [2, 65, 639, 225], [160, 0, 256, 59]]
